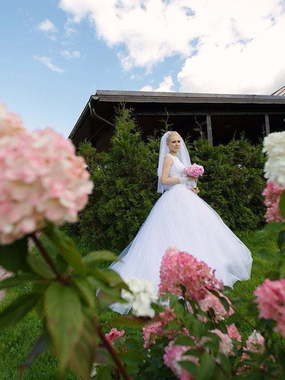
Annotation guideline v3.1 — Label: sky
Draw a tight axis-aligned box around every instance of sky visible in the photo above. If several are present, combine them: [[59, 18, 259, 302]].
[[1, 0, 285, 137]]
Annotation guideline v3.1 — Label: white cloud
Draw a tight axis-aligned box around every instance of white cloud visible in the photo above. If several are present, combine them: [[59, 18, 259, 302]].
[[34, 56, 64, 73], [177, 0, 285, 94], [38, 19, 57, 33], [58, 0, 285, 94], [141, 76, 175, 92], [140, 85, 153, 91], [64, 19, 76, 35], [61, 49, 81, 59], [59, 0, 196, 69]]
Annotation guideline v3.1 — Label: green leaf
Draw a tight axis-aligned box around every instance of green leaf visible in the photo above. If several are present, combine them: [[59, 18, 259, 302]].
[[203, 334, 220, 354], [45, 282, 84, 372], [0, 237, 30, 273], [119, 350, 143, 363], [108, 315, 147, 328], [164, 320, 180, 332], [255, 249, 271, 258], [94, 365, 113, 380], [264, 270, 280, 281], [280, 248, 285, 256], [44, 224, 86, 274], [169, 298, 186, 320], [183, 348, 202, 357], [67, 315, 98, 380], [87, 276, 122, 296], [279, 192, 285, 219], [86, 275, 125, 308], [218, 354, 231, 375], [0, 273, 41, 290], [191, 317, 206, 338], [83, 250, 118, 265], [179, 360, 198, 376], [91, 268, 126, 288], [99, 289, 127, 309], [262, 222, 284, 233], [196, 353, 216, 380], [277, 230, 285, 251], [0, 293, 40, 329], [175, 336, 195, 346], [279, 262, 285, 278], [118, 350, 142, 374], [27, 253, 55, 279], [73, 277, 95, 308]]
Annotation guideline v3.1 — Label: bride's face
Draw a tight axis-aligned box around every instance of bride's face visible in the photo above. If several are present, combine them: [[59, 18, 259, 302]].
[[167, 133, 181, 154]]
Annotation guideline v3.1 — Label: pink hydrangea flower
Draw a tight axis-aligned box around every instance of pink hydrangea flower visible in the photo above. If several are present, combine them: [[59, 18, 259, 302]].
[[0, 104, 24, 138], [198, 291, 234, 322], [0, 266, 13, 302], [163, 341, 198, 380], [254, 279, 285, 336], [226, 324, 241, 342], [211, 329, 233, 356], [184, 164, 204, 178], [143, 321, 164, 348], [143, 308, 178, 348], [262, 180, 285, 223], [244, 330, 265, 354], [0, 266, 12, 281], [0, 128, 93, 244], [159, 248, 223, 301], [235, 364, 251, 375], [104, 328, 125, 345]]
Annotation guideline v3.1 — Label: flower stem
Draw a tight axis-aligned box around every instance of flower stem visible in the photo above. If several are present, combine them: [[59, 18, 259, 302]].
[[97, 326, 131, 380], [30, 233, 66, 284]]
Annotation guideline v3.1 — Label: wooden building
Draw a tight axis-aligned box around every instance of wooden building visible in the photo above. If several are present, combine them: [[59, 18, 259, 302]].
[[69, 88, 285, 149]]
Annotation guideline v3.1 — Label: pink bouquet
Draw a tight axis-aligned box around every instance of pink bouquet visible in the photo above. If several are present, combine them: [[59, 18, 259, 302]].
[[184, 163, 204, 178]]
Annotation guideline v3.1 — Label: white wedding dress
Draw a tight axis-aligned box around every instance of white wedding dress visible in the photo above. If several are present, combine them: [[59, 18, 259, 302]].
[[110, 154, 252, 313]]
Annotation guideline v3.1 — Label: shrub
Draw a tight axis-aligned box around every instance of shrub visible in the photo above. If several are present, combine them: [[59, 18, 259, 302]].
[[190, 138, 266, 231], [77, 108, 159, 252]]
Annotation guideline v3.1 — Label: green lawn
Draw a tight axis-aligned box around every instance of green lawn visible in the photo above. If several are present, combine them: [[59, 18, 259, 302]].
[[0, 228, 279, 379]]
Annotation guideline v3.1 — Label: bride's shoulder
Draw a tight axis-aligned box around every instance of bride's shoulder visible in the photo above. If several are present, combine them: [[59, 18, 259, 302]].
[[164, 153, 174, 163]]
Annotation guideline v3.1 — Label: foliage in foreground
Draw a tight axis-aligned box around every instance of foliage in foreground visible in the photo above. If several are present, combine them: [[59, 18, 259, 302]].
[[0, 103, 284, 379], [1, 222, 285, 379], [92, 220, 285, 380]]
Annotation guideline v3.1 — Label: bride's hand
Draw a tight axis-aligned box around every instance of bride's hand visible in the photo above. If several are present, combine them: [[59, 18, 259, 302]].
[[191, 187, 199, 194]]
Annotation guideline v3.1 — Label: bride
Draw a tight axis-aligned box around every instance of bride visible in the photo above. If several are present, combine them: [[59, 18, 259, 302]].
[[110, 131, 252, 311]]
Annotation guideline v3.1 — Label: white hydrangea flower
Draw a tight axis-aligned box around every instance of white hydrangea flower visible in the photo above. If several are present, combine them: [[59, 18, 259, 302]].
[[122, 277, 158, 318], [90, 363, 98, 378], [263, 131, 285, 187]]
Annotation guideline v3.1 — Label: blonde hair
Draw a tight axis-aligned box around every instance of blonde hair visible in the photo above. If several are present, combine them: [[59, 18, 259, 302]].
[[166, 131, 180, 143]]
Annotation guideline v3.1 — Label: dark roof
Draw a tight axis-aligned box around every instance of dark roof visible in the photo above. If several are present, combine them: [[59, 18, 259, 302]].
[[94, 90, 285, 105], [272, 86, 285, 96], [69, 89, 285, 145]]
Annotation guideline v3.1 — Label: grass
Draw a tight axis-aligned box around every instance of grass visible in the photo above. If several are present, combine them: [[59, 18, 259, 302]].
[[230, 229, 279, 307], [0, 227, 279, 379]]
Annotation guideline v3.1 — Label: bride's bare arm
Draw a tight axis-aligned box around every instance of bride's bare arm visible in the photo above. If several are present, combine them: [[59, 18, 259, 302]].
[[160, 155, 182, 185]]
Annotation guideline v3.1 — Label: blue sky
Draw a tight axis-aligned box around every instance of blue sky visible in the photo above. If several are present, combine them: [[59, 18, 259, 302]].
[[1, 0, 285, 137]]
